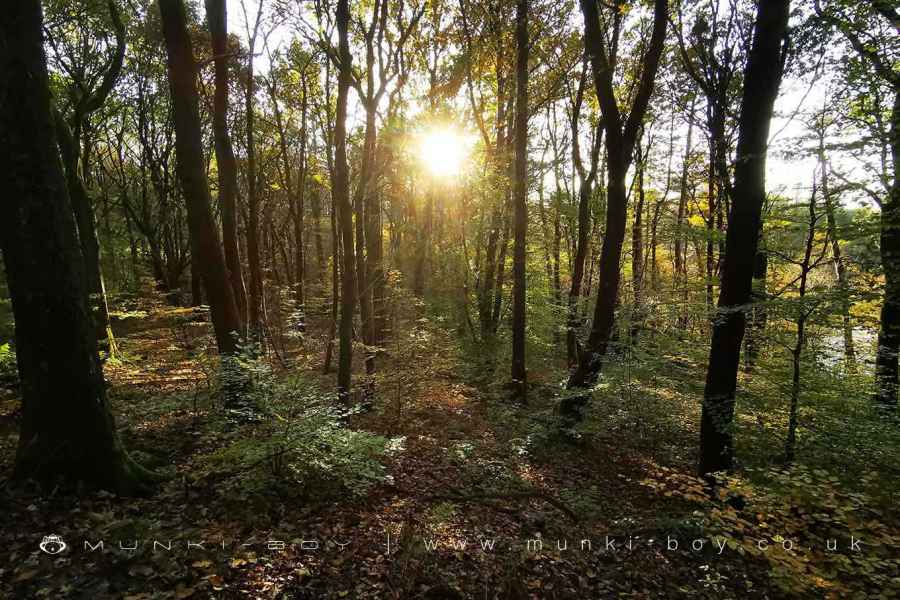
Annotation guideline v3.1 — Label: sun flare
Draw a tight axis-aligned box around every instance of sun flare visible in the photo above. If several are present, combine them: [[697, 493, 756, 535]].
[[418, 128, 469, 178]]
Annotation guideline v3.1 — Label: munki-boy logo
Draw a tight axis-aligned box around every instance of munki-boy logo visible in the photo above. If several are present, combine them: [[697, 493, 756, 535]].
[[39, 534, 67, 555]]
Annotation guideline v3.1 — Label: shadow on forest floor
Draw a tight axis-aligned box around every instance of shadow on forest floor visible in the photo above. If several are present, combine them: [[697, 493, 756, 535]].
[[1, 289, 895, 599]]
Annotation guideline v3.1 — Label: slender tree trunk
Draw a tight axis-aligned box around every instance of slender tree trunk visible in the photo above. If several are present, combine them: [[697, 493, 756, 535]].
[[354, 111, 375, 376], [493, 211, 511, 331], [335, 0, 357, 399], [744, 228, 768, 370], [1, 0, 154, 493], [55, 120, 118, 356], [245, 39, 263, 339], [205, 0, 248, 328], [567, 0, 668, 393], [159, 0, 243, 356], [566, 93, 601, 364], [785, 189, 818, 464], [632, 147, 645, 341], [312, 187, 325, 283], [706, 159, 716, 308], [295, 81, 308, 320], [699, 0, 790, 476], [818, 138, 856, 369], [675, 98, 696, 290], [511, 0, 529, 402]]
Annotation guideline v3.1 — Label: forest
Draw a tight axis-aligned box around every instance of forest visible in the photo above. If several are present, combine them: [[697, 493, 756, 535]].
[[0, 0, 898, 597]]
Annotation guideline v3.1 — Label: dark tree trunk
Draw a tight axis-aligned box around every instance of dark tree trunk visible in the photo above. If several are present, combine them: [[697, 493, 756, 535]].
[[631, 145, 645, 341], [511, 0, 529, 402], [705, 159, 716, 308], [355, 111, 375, 375], [699, 0, 790, 476], [296, 79, 308, 321], [205, 0, 248, 328], [785, 188, 818, 464], [568, 0, 668, 393], [49, 0, 125, 357], [874, 89, 900, 408], [566, 66, 601, 365], [56, 120, 117, 354], [159, 0, 243, 356], [744, 228, 768, 370], [335, 0, 357, 399], [0, 0, 153, 493], [245, 32, 263, 339]]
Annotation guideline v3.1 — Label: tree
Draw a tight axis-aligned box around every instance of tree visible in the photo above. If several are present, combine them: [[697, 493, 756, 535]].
[[699, 0, 790, 476], [206, 0, 249, 328], [0, 0, 154, 493], [45, 0, 127, 357], [334, 0, 357, 399], [815, 0, 899, 408], [566, 60, 603, 366], [240, 0, 265, 339], [567, 0, 669, 394], [511, 0, 529, 402], [158, 0, 243, 357]]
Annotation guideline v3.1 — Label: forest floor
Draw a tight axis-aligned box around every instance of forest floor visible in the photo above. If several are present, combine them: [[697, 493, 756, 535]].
[[0, 287, 872, 599]]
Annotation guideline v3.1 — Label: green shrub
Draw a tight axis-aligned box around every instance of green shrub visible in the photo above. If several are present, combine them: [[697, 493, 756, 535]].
[[0, 342, 17, 386], [204, 347, 403, 499]]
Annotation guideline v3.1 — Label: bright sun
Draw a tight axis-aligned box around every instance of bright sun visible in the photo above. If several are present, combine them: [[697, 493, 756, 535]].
[[418, 128, 468, 178]]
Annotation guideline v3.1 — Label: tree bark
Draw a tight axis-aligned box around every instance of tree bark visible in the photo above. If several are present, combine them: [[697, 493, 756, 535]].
[[699, 0, 790, 476], [0, 0, 154, 493], [243, 10, 264, 340], [205, 0, 248, 328], [335, 0, 357, 399], [511, 0, 529, 402], [566, 66, 602, 365], [567, 0, 668, 393], [159, 0, 243, 356], [874, 88, 900, 407], [631, 143, 646, 341]]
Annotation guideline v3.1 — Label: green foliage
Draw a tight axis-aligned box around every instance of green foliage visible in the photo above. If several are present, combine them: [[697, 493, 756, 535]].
[[204, 347, 402, 499], [0, 342, 17, 386]]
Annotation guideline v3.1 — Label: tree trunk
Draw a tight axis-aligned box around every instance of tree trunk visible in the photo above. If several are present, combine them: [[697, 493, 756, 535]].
[[245, 36, 263, 339], [785, 189, 818, 464], [511, 0, 529, 402], [874, 88, 900, 408], [335, 0, 357, 399], [312, 187, 326, 283], [675, 98, 696, 290], [55, 122, 117, 356], [631, 147, 645, 341], [699, 0, 790, 476], [566, 71, 601, 364], [205, 0, 248, 329], [159, 0, 243, 356], [567, 0, 668, 393], [354, 111, 375, 375], [0, 0, 154, 493], [818, 136, 856, 369]]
